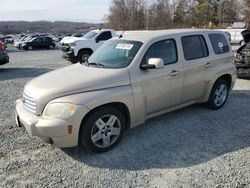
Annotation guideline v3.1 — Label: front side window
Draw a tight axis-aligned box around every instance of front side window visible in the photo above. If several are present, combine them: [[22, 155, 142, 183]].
[[181, 35, 209, 60], [209, 33, 230, 54], [143, 39, 178, 65], [97, 32, 112, 41], [88, 39, 143, 68]]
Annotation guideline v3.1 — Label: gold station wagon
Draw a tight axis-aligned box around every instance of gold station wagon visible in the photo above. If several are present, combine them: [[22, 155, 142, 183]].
[[15, 29, 237, 153]]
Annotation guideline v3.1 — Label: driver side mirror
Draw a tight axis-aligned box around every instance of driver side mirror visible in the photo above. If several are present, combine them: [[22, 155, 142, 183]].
[[95, 37, 100, 43], [140, 58, 164, 70]]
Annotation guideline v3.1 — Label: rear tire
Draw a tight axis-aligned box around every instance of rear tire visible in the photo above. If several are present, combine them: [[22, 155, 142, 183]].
[[79, 106, 125, 153], [78, 50, 92, 63], [49, 44, 54, 49], [206, 79, 229, 110]]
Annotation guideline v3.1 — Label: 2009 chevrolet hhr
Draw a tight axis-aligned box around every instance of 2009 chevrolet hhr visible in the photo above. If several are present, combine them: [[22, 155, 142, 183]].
[[15, 29, 237, 153]]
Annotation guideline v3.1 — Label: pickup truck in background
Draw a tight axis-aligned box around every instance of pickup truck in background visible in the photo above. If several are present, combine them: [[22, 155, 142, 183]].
[[61, 29, 117, 63]]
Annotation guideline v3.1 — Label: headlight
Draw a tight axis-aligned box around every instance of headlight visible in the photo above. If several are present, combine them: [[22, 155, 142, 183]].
[[69, 42, 76, 47], [43, 103, 76, 119]]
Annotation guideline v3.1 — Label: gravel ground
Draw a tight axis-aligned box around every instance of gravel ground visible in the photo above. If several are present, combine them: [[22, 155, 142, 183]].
[[0, 46, 250, 188]]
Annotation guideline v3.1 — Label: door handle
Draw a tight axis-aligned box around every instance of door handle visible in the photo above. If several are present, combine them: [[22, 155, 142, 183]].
[[169, 70, 180, 77], [204, 62, 212, 68]]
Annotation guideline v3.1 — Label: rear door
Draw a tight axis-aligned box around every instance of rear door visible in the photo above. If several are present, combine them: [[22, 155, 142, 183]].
[[181, 34, 210, 103]]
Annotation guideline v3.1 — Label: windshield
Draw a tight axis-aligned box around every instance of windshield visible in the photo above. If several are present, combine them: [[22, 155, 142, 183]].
[[27, 37, 36, 42], [88, 39, 143, 69], [82, 31, 98, 39]]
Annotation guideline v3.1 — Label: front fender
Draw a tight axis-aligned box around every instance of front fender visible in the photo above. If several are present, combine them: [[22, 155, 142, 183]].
[[74, 40, 94, 56], [51, 86, 137, 127]]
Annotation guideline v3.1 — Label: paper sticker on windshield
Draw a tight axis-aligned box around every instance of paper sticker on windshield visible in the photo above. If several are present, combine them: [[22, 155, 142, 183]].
[[116, 43, 134, 50]]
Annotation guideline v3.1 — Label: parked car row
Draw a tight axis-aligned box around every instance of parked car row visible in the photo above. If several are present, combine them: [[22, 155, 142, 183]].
[[14, 35, 56, 50]]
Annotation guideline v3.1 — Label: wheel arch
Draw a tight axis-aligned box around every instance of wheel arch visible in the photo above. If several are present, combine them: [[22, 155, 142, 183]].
[[201, 73, 233, 103], [77, 48, 93, 57], [216, 74, 232, 89], [80, 102, 131, 131]]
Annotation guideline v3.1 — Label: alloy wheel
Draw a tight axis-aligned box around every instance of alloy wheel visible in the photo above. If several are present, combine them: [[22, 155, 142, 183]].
[[91, 115, 121, 148], [214, 83, 228, 107]]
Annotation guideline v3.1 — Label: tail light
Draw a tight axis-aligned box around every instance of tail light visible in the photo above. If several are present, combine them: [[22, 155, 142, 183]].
[[0, 44, 4, 50]]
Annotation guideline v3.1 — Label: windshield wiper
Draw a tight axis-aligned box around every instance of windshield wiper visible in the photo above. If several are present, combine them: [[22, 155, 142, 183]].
[[88, 62, 105, 69]]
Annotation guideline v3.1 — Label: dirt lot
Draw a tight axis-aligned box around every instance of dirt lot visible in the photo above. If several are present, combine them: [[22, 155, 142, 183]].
[[0, 46, 250, 188]]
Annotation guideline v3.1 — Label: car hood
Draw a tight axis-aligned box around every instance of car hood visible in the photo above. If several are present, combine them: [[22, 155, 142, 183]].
[[24, 63, 130, 114], [62, 37, 87, 44]]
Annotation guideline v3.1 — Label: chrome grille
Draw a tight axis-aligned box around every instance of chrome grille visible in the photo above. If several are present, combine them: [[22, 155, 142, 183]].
[[22, 91, 36, 114]]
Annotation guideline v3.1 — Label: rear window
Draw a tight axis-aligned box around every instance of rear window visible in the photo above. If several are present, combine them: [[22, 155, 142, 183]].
[[209, 34, 229, 54], [181, 35, 209, 60]]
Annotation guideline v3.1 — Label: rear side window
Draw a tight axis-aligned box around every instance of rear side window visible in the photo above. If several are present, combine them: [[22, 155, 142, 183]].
[[181, 35, 209, 60], [144, 39, 178, 65], [209, 34, 229, 54]]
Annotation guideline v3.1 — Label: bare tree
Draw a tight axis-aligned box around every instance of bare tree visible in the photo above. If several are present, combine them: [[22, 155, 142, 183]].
[[107, 0, 146, 30]]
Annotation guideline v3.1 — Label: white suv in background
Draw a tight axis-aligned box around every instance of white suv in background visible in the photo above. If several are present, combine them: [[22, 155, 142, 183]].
[[61, 29, 117, 63]]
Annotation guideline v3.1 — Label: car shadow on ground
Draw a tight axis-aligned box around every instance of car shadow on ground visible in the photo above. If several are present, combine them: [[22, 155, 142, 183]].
[[6, 49, 27, 53], [0, 67, 52, 80], [7, 46, 60, 53], [63, 89, 250, 171]]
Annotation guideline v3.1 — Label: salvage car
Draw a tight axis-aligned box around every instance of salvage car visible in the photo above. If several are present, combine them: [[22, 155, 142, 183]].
[[15, 29, 236, 153], [235, 29, 250, 77], [22, 36, 55, 50], [0, 41, 9, 65]]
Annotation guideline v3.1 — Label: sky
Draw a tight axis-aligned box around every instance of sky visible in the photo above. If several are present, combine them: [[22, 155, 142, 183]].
[[0, 0, 112, 23]]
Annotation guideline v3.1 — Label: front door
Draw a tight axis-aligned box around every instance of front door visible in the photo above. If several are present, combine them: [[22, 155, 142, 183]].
[[93, 31, 113, 51], [131, 39, 183, 116]]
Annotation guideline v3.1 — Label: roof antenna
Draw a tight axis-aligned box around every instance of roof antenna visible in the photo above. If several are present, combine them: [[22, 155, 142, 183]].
[[119, 30, 125, 38]]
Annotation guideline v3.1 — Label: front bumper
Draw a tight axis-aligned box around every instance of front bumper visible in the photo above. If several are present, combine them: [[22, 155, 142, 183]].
[[61, 46, 77, 63], [15, 99, 89, 147]]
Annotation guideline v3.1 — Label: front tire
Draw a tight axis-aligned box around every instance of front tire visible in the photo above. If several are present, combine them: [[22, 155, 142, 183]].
[[49, 44, 54, 49], [78, 50, 92, 63], [206, 79, 229, 110], [79, 106, 125, 153]]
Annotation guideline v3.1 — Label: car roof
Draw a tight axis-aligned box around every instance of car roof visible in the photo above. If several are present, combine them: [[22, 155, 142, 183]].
[[119, 29, 225, 43]]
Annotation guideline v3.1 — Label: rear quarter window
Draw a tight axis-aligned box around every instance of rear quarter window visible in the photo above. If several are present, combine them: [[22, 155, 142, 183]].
[[209, 33, 230, 54]]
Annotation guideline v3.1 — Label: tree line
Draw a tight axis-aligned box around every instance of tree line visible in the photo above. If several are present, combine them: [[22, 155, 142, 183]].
[[0, 21, 97, 34], [106, 0, 250, 30]]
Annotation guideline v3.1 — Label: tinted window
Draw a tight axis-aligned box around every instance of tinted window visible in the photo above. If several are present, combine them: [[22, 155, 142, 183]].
[[98, 32, 112, 41], [33, 38, 41, 42], [209, 34, 229, 54], [144, 39, 177, 65], [181, 35, 209, 60]]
